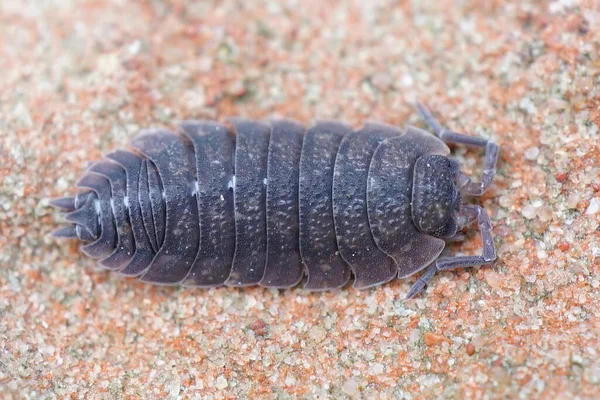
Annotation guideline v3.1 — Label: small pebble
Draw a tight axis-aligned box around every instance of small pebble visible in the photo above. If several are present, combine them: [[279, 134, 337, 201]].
[[370, 363, 384, 374], [524, 147, 540, 161], [309, 326, 327, 343], [342, 379, 360, 396], [228, 80, 247, 97], [424, 332, 450, 346], [586, 198, 600, 215], [371, 72, 392, 90], [466, 343, 476, 356], [521, 204, 537, 219], [249, 319, 269, 337], [215, 376, 228, 390], [568, 193, 581, 209], [555, 172, 568, 183], [558, 242, 570, 252]]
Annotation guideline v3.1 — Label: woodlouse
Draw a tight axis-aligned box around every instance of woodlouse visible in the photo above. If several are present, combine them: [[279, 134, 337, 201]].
[[52, 103, 499, 298]]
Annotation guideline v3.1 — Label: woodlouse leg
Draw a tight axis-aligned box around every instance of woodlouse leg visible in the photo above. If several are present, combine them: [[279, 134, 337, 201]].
[[442, 204, 479, 242], [405, 205, 496, 299], [436, 206, 495, 270], [457, 204, 479, 229], [445, 233, 465, 243], [454, 142, 498, 196], [404, 262, 437, 299], [415, 102, 499, 196]]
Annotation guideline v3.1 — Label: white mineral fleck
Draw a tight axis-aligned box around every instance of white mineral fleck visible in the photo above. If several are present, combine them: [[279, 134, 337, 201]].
[[370, 363, 384, 374], [522, 204, 537, 219], [342, 379, 360, 396], [585, 198, 600, 215], [309, 326, 327, 343], [524, 147, 540, 161], [215, 375, 228, 390]]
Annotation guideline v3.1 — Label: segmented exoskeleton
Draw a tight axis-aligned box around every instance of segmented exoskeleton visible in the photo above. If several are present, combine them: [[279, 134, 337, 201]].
[[52, 103, 499, 298]]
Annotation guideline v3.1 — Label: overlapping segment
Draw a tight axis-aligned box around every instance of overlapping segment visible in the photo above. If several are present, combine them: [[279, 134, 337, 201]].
[[332, 123, 400, 288], [76, 174, 117, 259], [179, 121, 236, 287], [87, 160, 135, 271], [146, 160, 166, 248], [105, 150, 156, 277], [226, 119, 271, 286], [299, 121, 352, 289], [261, 120, 305, 288], [137, 160, 159, 253], [131, 131, 199, 284]]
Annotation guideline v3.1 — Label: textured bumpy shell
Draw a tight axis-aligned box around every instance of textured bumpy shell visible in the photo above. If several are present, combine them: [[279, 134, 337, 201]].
[[55, 119, 451, 290]]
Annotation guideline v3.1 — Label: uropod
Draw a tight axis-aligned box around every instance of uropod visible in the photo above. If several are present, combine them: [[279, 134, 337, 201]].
[[51, 103, 499, 298]]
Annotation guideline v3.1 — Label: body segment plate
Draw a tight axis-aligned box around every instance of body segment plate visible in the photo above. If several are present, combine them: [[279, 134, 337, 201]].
[[131, 131, 200, 285], [333, 123, 400, 288], [180, 121, 236, 287], [299, 121, 352, 289], [227, 119, 271, 286], [262, 119, 305, 288]]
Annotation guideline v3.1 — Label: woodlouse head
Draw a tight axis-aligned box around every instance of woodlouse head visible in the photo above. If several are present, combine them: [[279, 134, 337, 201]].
[[411, 154, 462, 238]]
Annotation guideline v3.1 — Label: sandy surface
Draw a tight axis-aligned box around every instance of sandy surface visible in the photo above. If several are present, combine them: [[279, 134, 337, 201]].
[[1, 0, 600, 398]]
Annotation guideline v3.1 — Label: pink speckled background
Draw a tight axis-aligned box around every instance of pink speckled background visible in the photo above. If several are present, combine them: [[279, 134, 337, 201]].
[[1, 0, 599, 398]]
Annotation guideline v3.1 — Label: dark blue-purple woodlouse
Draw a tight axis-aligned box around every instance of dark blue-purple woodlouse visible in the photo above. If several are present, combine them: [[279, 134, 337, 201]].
[[52, 103, 499, 298]]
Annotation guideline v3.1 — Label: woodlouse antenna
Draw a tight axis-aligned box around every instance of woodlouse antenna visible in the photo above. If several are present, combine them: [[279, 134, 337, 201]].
[[415, 102, 499, 196]]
